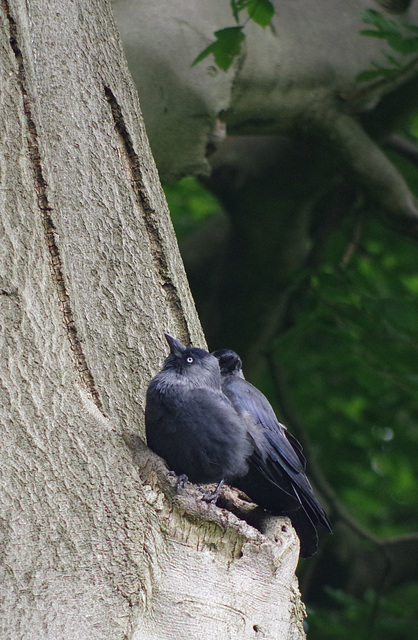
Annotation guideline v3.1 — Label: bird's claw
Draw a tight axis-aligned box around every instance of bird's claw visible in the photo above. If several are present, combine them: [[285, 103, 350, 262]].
[[201, 490, 219, 503], [176, 473, 189, 491], [199, 479, 224, 504], [168, 471, 189, 491]]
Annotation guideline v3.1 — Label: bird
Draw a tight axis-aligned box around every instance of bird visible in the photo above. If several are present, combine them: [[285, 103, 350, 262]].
[[145, 335, 331, 557], [212, 348, 332, 558], [145, 334, 256, 503]]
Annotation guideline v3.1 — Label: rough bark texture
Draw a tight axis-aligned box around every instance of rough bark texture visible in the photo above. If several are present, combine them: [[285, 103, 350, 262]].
[[0, 0, 304, 638]]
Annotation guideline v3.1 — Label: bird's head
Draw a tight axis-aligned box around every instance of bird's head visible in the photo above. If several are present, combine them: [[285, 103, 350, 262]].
[[212, 349, 244, 378], [163, 334, 221, 388]]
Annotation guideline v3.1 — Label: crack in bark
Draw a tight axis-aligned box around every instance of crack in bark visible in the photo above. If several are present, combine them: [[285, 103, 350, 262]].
[[104, 85, 191, 343], [3, 1, 103, 410], [0, 288, 18, 296]]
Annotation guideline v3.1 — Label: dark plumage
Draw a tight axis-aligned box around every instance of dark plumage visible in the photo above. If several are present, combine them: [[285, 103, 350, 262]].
[[145, 335, 254, 498], [146, 335, 330, 558], [212, 348, 332, 558]]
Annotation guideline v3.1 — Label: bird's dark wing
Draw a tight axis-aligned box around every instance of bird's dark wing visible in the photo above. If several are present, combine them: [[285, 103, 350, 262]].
[[222, 376, 306, 475], [284, 431, 306, 470], [222, 376, 332, 536], [249, 429, 331, 528]]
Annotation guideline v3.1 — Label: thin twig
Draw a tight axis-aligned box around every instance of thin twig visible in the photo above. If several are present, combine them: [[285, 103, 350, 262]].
[[340, 215, 364, 268], [386, 133, 418, 166], [340, 54, 418, 105]]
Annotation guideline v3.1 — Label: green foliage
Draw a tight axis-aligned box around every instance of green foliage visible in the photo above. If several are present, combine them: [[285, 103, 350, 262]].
[[273, 219, 418, 536], [308, 583, 418, 640], [231, 0, 274, 28], [193, 27, 245, 71], [163, 177, 221, 241], [357, 9, 418, 82], [193, 0, 274, 70], [361, 9, 418, 54]]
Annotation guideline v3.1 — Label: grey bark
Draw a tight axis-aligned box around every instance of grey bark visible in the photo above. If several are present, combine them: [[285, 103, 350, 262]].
[[0, 0, 304, 638]]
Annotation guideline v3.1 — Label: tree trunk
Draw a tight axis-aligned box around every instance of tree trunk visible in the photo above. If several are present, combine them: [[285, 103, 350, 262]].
[[0, 0, 305, 637]]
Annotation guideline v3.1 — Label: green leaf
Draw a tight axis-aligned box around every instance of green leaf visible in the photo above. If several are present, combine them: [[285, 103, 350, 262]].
[[230, 0, 274, 27], [192, 27, 245, 71], [359, 29, 388, 40], [360, 8, 401, 36], [356, 69, 388, 82], [387, 34, 418, 55], [246, 0, 274, 28]]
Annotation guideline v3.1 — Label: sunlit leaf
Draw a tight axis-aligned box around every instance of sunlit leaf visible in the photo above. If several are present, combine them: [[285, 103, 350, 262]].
[[230, 0, 274, 26], [192, 26, 245, 70], [246, 0, 274, 28]]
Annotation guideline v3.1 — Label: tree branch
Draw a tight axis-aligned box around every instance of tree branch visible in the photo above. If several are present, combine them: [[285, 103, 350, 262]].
[[304, 105, 418, 225]]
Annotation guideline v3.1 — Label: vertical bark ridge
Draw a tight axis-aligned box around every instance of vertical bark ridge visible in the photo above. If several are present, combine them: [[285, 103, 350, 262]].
[[103, 85, 192, 345], [2, 0, 103, 410]]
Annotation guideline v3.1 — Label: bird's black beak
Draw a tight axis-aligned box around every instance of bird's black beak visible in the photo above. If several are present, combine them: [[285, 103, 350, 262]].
[[164, 333, 187, 357]]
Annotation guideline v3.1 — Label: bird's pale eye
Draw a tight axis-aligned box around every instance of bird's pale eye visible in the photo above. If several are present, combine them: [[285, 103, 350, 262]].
[[186, 356, 194, 364]]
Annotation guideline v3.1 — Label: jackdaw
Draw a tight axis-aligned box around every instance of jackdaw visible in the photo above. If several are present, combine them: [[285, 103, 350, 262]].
[[145, 334, 256, 502], [212, 348, 332, 558]]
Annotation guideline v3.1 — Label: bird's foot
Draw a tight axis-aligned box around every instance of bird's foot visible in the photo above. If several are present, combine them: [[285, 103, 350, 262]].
[[169, 471, 189, 491], [199, 479, 224, 504], [176, 473, 189, 491]]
